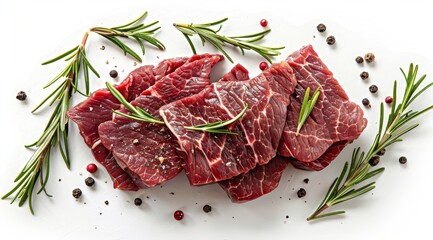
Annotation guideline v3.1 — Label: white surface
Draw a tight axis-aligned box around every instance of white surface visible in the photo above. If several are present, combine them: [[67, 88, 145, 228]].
[[1, 0, 433, 239]]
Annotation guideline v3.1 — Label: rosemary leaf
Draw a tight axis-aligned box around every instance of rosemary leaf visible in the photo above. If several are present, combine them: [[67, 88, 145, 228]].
[[184, 102, 248, 135], [296, 87, 321, 136], [105, 82, 164, 125], [173, 18, 284, 63]]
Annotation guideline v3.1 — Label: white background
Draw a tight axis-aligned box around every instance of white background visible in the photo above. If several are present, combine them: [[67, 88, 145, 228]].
[[1, 0, 433, 239]]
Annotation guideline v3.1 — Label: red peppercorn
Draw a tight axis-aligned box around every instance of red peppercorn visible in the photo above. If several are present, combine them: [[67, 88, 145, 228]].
[[260, 19, 268, 27], [385, 96, 393, 104], [86, 163, 98, 173], [259, 62, 268, 70], [174, 210, 184, 221]]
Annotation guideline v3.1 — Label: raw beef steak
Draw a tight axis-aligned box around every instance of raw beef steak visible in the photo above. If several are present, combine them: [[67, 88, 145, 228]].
[[160, 62, 296, 185], [98, 55, 223, 188], [278, 45, 367, 170], [67, 56, 193, 190], [219, 156, 289, 202]]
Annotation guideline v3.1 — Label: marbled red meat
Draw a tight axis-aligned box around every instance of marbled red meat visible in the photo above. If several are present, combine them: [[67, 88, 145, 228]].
[[278, 45, 367, 170], [98, 54, 223, 188], [67, 56, 205, 190], [219, 156, 289, 202], [160, 62, 296, 185]]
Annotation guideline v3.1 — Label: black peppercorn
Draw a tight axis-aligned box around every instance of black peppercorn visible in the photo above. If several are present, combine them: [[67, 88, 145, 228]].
[[85, 177, 95, 187], [326, 36, 336, 45], [104, 200, 109, 205], [109, 70, 118, 78], [365, 53, 375, 63], [303, 178, 309, 184], [297, 188, 306, 198], [360, 71, 369, 80], [134, 197, 142, 206], [399, 156, 407, 164], [377, 148, 386, 156], [72, 188, 82, 199], [16, 91, 27, 101], [369, 85, 378, 93], [316, 23, 326, 32], [369, 156, 380, 166], [355, 56, 364, 64], [203, 204, 212, 213], [362, 98, 371, 108]]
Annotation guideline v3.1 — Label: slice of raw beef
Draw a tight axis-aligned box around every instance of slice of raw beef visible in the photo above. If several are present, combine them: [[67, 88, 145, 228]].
[[278, 45, 367, 170], [219, 156, 289, 202], [217, 65, 290, 203], [160, 62, 296, 185], [67, 56, 191, 190], [98, 54, 223, 188]]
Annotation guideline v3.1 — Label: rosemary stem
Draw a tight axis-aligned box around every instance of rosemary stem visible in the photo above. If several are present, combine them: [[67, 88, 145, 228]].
[[378, 112, 401, 147], [307, 203, 330, 221]]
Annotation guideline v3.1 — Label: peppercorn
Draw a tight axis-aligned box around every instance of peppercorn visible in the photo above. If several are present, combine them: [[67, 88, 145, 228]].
[[86, 163, 98, 173], [369, 156, 380, 166], [377, 148, 386, 156], [316, 23, 326, 32], [174, 210, 184, 221], [369, 85, 378, 93], [72, 188, 82, 199], [365, 53, 375, 63], [385, 96, 393, 104], [203, 204, 212, 213], [399, 156, 407, 164], [362, 98, 371, 108], [85, 177, 95, 187], [109, 70, 118, 78], [259, 62, 268, 70], [360, 71, 369, 80], [260, 19, 268, 27], [326, 36, 336, 45], [303, 178, 309, 184], [134, 197, 142, 206], [355, 56, 364, 64], [104, 200, 109, 205], [16, 91, 27, 101], [297, 188, 306, 198]]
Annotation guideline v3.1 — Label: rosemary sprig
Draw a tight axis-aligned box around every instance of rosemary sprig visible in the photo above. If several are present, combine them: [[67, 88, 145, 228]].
[[105, 82, 164, 124], [2, 11, 163, 214], [307, 64, 433, 221], [296, 87, 320, 136], [1, 32, 94, 214], [90, 11, 165, 62], [184, 102, 248, 134], [173, 18, 284, 63]]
